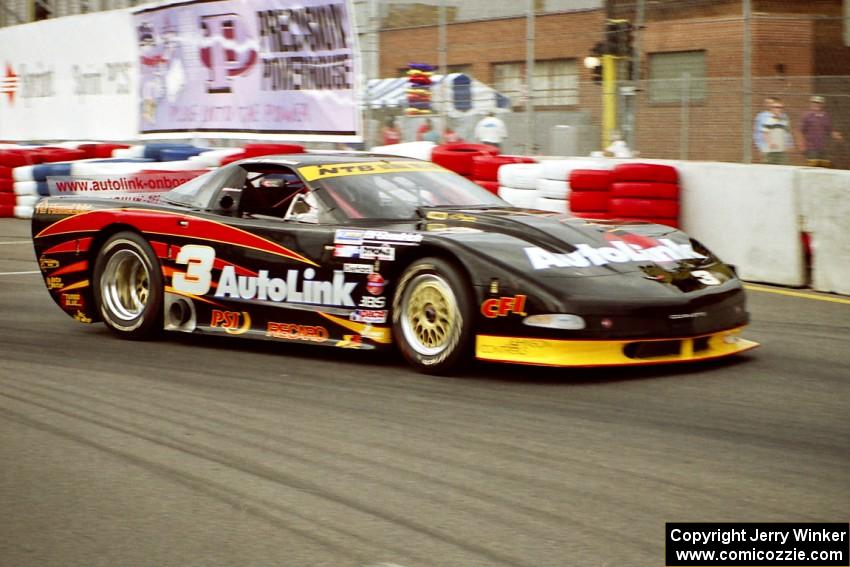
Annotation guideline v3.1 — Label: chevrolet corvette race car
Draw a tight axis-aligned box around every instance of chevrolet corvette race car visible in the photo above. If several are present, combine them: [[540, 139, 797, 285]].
[[32, 154, 758, 373]]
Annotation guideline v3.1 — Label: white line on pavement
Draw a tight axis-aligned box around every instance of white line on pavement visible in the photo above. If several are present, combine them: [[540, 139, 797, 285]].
[[0, 271, 40, 276], [0, 241, 31, 245]]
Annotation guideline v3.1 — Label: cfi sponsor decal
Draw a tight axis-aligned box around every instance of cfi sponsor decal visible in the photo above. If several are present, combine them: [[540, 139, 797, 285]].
[[215, 266, 356, 307], [481, 295, 527, 318], [266, 322, 329, 343], [366, 273, 385, 295], [210, 309, 252, 335], [524, 238, 706, 270]]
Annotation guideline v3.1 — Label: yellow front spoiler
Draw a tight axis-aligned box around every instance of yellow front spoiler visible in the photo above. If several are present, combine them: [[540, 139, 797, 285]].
[[475, 327, 759, 367]]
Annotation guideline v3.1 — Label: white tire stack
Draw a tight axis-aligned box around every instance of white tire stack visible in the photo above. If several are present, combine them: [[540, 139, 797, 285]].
[[497, 163, 542, 208]]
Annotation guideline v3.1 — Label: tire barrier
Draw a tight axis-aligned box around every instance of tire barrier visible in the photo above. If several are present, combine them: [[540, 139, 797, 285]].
[[498, 185, 539, 209], [608, 163, 681, 226], [471, 155, 537, 182], [0, 193, 15, 206], [0, 150, 35, 168], [13, 181, 38, 196], [431, 143, 500, 176], [0, 204, 13, 217], [78, 143, 131, 159], [539, 158, 612, 182], [613, 162, 679, 184], [497, 163, 542, 190], [0, 179, 12, 193], [14, 205, 33, 219], [610, 182, 680, 200], [568, 169, 614, 192], [535, 195, 568, 213], [536, 178, 570, 200], [569, 190, 610, 213], [189, 148, 245, 167], [159, 147, 210, 161]]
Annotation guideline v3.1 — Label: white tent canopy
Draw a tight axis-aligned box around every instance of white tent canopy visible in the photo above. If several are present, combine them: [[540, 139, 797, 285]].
[[365, 73, 511, 117]]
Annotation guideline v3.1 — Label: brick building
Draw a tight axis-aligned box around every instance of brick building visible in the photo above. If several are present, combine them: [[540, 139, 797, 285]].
[[375, 0, 850, 165]]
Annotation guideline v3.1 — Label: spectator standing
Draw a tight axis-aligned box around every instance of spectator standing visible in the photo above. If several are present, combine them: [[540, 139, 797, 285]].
[[381, 118, 401, 145], [443, 126, 461, 143], [474, 112, 507, 150], [800, 95, 843, 167], [753, 96, 786, 159], [760, 99, 793, 165], [417, 118, 440, 143]]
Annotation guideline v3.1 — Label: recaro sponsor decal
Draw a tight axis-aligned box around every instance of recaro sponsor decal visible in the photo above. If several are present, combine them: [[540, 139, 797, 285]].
[[525, 238, 706, 270], [299, 160, 445, 181], [266, 322, 329, 342], [481, 295, 527, 318], [210, 309, 251, 335]]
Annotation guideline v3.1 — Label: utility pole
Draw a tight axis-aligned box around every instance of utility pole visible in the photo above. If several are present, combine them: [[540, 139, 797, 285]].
[[525, 0, 535, 154], [438, 0, 447, 134], [625, 0, 645, 151], [742, 0, 752, 163], [601, 54, 617, 148]]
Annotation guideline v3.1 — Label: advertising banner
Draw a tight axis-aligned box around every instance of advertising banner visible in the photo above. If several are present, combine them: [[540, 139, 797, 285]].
[[133, 0, 360, 141], [0, 11, 139, 141]]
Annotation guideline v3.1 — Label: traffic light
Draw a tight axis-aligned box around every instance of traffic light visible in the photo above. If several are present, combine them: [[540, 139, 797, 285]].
[[605, 19, 634, 58]]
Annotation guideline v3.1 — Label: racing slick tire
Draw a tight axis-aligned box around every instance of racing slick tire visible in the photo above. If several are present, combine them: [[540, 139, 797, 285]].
[[392, 257, 474, 374], [568, 169, 614, 191], [93, 231, 164, 340], [612, 163, 679, 183]]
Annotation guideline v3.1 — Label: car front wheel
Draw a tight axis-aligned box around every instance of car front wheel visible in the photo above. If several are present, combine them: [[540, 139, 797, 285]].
[[93, 231, 163, 339], [392, 257, 473, 374]]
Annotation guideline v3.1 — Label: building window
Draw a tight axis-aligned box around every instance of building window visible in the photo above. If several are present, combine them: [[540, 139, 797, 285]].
[[493, 60, 579, 108], [648, 50, 706, 103], [534, 59, 578, 106], [492, 62, 524, 107]]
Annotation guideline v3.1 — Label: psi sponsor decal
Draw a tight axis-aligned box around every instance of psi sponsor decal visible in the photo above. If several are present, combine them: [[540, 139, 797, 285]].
[[210, 309, 251, 335], [524, 239, 706, 270], [481, 295, 527, 318], [266, 322, 328, 343]]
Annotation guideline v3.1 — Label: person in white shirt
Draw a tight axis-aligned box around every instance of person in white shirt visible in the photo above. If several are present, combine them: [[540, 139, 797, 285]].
[[474, 112, 508, 150]]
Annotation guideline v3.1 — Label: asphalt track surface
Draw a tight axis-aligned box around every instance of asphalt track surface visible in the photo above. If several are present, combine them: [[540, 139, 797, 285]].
[[0, 218, 847, 567]]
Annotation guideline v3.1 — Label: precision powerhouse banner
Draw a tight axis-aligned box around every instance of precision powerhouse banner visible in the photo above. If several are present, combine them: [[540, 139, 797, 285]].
[[132, 0, 360, 141]]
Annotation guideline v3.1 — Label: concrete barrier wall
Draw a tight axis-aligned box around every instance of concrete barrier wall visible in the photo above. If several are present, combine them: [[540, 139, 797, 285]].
[[674, 162, 805, 287], [797, 169, 850, 296]]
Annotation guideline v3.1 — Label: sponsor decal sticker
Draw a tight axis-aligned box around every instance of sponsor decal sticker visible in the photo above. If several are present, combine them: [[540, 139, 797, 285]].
[[299, 161, 444, 182], [333, 244, 360, 259], [61, 293, 84, 309], [266, 322, 329, 342], [350, 309, 387, 324], [524, 238, 706, 270], [73, 310, 93, 324], [336, 334, 363, 348], [39, 257, 60, 270], [210, 309, 252, 335], [215, 266, 357, 307], [425, 211, 477, 223], [46, 276, 63, 290], [359, 244, 395, 261], [366, 273, 385, 295], [359, 296, 386, 308], [481, 295, 527, 318], [343, 263, 373, 274]]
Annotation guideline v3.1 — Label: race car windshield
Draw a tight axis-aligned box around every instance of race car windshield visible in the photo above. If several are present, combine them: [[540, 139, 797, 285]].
[[309, 169, 506, 220]]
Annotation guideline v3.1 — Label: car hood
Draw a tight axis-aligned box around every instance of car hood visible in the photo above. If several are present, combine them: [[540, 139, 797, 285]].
[[415, 207, 714, 279]]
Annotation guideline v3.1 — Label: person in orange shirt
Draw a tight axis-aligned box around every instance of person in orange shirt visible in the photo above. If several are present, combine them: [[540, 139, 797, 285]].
[[381, 118, 401, 145]]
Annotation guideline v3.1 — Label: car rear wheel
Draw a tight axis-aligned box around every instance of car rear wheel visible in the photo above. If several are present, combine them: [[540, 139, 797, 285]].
[[392, 257, 473, 374], [93, 231, 163, 339]]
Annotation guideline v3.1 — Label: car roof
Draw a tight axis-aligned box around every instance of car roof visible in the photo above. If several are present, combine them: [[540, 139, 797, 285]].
[[237, 152, 418, 167]]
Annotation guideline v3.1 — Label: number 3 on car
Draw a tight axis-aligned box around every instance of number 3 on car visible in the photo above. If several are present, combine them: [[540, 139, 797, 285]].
[[172, 245, 215, 295]]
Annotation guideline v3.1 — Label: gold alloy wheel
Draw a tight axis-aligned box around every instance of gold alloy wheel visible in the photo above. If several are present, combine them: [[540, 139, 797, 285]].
[[101, 248, 151, 321], [400, 273, 459, 356]]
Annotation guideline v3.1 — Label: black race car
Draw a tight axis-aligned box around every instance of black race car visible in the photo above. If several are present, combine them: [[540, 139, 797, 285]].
[[32, 153, 758, 373]]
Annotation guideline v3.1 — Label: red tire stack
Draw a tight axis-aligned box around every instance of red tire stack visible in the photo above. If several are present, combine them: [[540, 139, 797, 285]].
[[609, 163, 680, 228], [471, 154, 536, 195], [431, 143, 499, 179], [220, 143, 306, 165], [568, 169, 614, 220], [0, 150, 34, 217]]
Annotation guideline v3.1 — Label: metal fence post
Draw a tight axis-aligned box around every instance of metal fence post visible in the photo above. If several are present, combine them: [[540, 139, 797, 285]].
[[680, 73, 690, 161]]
